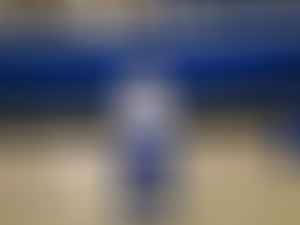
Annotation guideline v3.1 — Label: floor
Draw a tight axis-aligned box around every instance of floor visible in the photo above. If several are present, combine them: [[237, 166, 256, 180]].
[[0, 114, 299, 225]]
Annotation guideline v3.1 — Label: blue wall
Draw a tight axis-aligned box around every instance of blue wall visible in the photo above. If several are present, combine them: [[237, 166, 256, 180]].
[[0, 28, 300, 115]]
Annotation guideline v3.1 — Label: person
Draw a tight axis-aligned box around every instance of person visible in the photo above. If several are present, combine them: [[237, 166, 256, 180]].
[[109, 75, 182, 224]]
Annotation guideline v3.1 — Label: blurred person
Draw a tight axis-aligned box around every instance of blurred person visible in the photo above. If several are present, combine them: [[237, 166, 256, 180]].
[[108, 70, 183, 224]]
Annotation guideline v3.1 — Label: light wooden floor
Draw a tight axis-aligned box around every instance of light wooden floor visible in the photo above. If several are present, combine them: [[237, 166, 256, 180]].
[[0, 115, 299, 225]]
